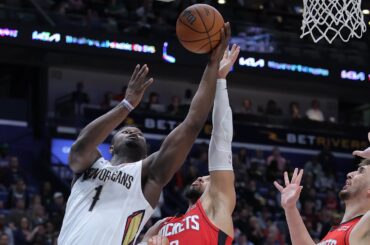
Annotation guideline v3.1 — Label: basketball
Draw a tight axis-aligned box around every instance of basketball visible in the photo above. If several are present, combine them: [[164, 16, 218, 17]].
[[176, 4, 225, 54]]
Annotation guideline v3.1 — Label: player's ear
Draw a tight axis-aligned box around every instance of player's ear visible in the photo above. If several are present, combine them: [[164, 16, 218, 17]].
[[109, 145, 114, 154]]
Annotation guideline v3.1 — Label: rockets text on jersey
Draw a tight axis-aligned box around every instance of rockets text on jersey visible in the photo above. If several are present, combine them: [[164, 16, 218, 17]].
[[159, 200, 232, 245]]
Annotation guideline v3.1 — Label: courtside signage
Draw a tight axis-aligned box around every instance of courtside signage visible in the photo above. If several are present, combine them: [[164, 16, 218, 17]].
[[0, 28, 18, 38], [238, 56, 329, 77], [340, 70, 367, 81]]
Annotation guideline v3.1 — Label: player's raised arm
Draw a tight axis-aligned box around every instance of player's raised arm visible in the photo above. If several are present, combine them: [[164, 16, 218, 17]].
[[274, 169, 316, 245], [142, 23, 231, 207], [200, 44, 239, 237], [68, 65, 153, 173]]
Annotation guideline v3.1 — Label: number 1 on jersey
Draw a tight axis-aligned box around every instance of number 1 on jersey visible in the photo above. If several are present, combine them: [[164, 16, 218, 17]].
[[89, 185, 103, 211]]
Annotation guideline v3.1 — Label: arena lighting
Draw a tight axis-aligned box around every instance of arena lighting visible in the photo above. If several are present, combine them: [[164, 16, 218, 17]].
[[32, 31, 61, 42], [65, 35, 156, 53], [341, 70, 366, 81], [239, 57, 265, 67], [218, 0, 226, 4], [162, 42, 176, 63], [363, 9, 370, 15], [267, 61, 329, 77], [0, 28, 18, 38]]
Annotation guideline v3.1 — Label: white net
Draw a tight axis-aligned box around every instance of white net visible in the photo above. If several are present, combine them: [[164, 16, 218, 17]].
[[301, 0, 367, 43]]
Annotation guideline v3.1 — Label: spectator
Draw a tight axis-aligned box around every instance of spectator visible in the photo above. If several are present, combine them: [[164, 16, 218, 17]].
[[167, 96, 181, 116], [317, 145, 335, 174], [48, 192, 66, 230], [265, 224, 284, 245], [304, 156, 324, 178], [8, 199, 28, 228], [289, 101, 301, 119], [250, 149, 266, 166], [45, 221, 57, 244], [27, 223, 48, 245], [234, 233, 255, 245], [2, 156, 26, 187], [29, 195, 42, 210], [0, 233, 9, 245], [71, 81, 90, 116], [306, 99, 324, 121], [40, 182, 53, 208], [236, 148, 251, 167], [145, 92, 165, 113], [0, 214, 13, 245], [237, 99, 254, 114], [264, 100, 282, 116], [182, 89, 193, 106], [12, 216, 32, 245], [267, 147, 287, 172], [28, 205, 47, 227], [100, 91, 114, 110], [7, 178, 30, 209], [324, 190, 338, 211], [247, 216, 264, 245]]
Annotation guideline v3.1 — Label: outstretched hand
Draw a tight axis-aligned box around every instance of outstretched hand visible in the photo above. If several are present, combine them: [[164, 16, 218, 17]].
[[218, 44, 240, 79], [147, 235, 169, 245], [274, 168, 304, 210], [353, 132, 370, 159], [125, 64, 154, 108], [210, 22, 231, 64]]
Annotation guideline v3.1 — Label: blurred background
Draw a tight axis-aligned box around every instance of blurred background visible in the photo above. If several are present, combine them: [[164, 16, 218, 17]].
[[0, 0, 370, 244]]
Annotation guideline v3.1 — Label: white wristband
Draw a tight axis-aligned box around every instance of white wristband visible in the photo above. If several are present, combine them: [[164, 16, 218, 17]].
[[121, 99, 134, 112]]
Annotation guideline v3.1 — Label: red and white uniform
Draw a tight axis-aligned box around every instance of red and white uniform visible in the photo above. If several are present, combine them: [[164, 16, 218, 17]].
[[318, 216, 362, 245], [159, 200, 233, 245]]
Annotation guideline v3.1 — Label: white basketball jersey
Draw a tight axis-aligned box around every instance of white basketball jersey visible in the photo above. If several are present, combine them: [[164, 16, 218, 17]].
[[58, 157, 154, 245]]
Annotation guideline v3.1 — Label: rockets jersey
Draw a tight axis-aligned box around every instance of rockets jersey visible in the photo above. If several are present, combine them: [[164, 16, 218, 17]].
[[318, 215, 362, 245], [58, 157, 154, 245], [159, 200, 233, 245]]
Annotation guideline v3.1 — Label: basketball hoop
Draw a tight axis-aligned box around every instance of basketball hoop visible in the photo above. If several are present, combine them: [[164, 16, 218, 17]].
[[301, 0, 367, 43]]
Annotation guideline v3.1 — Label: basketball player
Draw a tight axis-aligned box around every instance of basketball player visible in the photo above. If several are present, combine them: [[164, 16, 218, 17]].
[[141, 44, 240, 245], [58, 23, 231, 245], [274, 151, 370, 245]]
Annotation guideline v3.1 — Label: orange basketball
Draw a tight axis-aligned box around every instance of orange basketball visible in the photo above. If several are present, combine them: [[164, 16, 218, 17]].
[[176, 4, 225, 54]]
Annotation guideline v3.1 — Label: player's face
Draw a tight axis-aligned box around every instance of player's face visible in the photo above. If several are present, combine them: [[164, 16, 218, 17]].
[[112, 127, 147, 154], [190, 176, 210, 194], [339, 165, 370, 201]]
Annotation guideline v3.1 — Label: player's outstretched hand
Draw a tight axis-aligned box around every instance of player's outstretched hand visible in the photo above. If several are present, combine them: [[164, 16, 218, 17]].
[[124, 64, 154, 108], [148, 235, 169, 245], [218, 44, 240, 79], [274, 168, 304, 210], [353, 132, 370, 159], [210, 22, 231, 64]]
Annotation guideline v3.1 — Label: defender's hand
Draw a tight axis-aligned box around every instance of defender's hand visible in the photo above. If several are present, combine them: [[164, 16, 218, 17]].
[[274, 168, 304, 210], [353, 132, 370, 159], [148, 235, 169, 245], [218, 44, 240, 79], [125, 64, 154, 108], [210, 22, 231, 64]]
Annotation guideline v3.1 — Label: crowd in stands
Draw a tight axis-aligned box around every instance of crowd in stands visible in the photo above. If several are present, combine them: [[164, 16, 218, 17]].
[[0, 138, 349, 244], [54, 81, 331, 125], [2, 0, 303, 30], [0, 155, 65, 245]]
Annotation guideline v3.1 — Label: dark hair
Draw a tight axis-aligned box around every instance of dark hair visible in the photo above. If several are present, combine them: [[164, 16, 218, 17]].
[[359, 158, 370, 167]]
